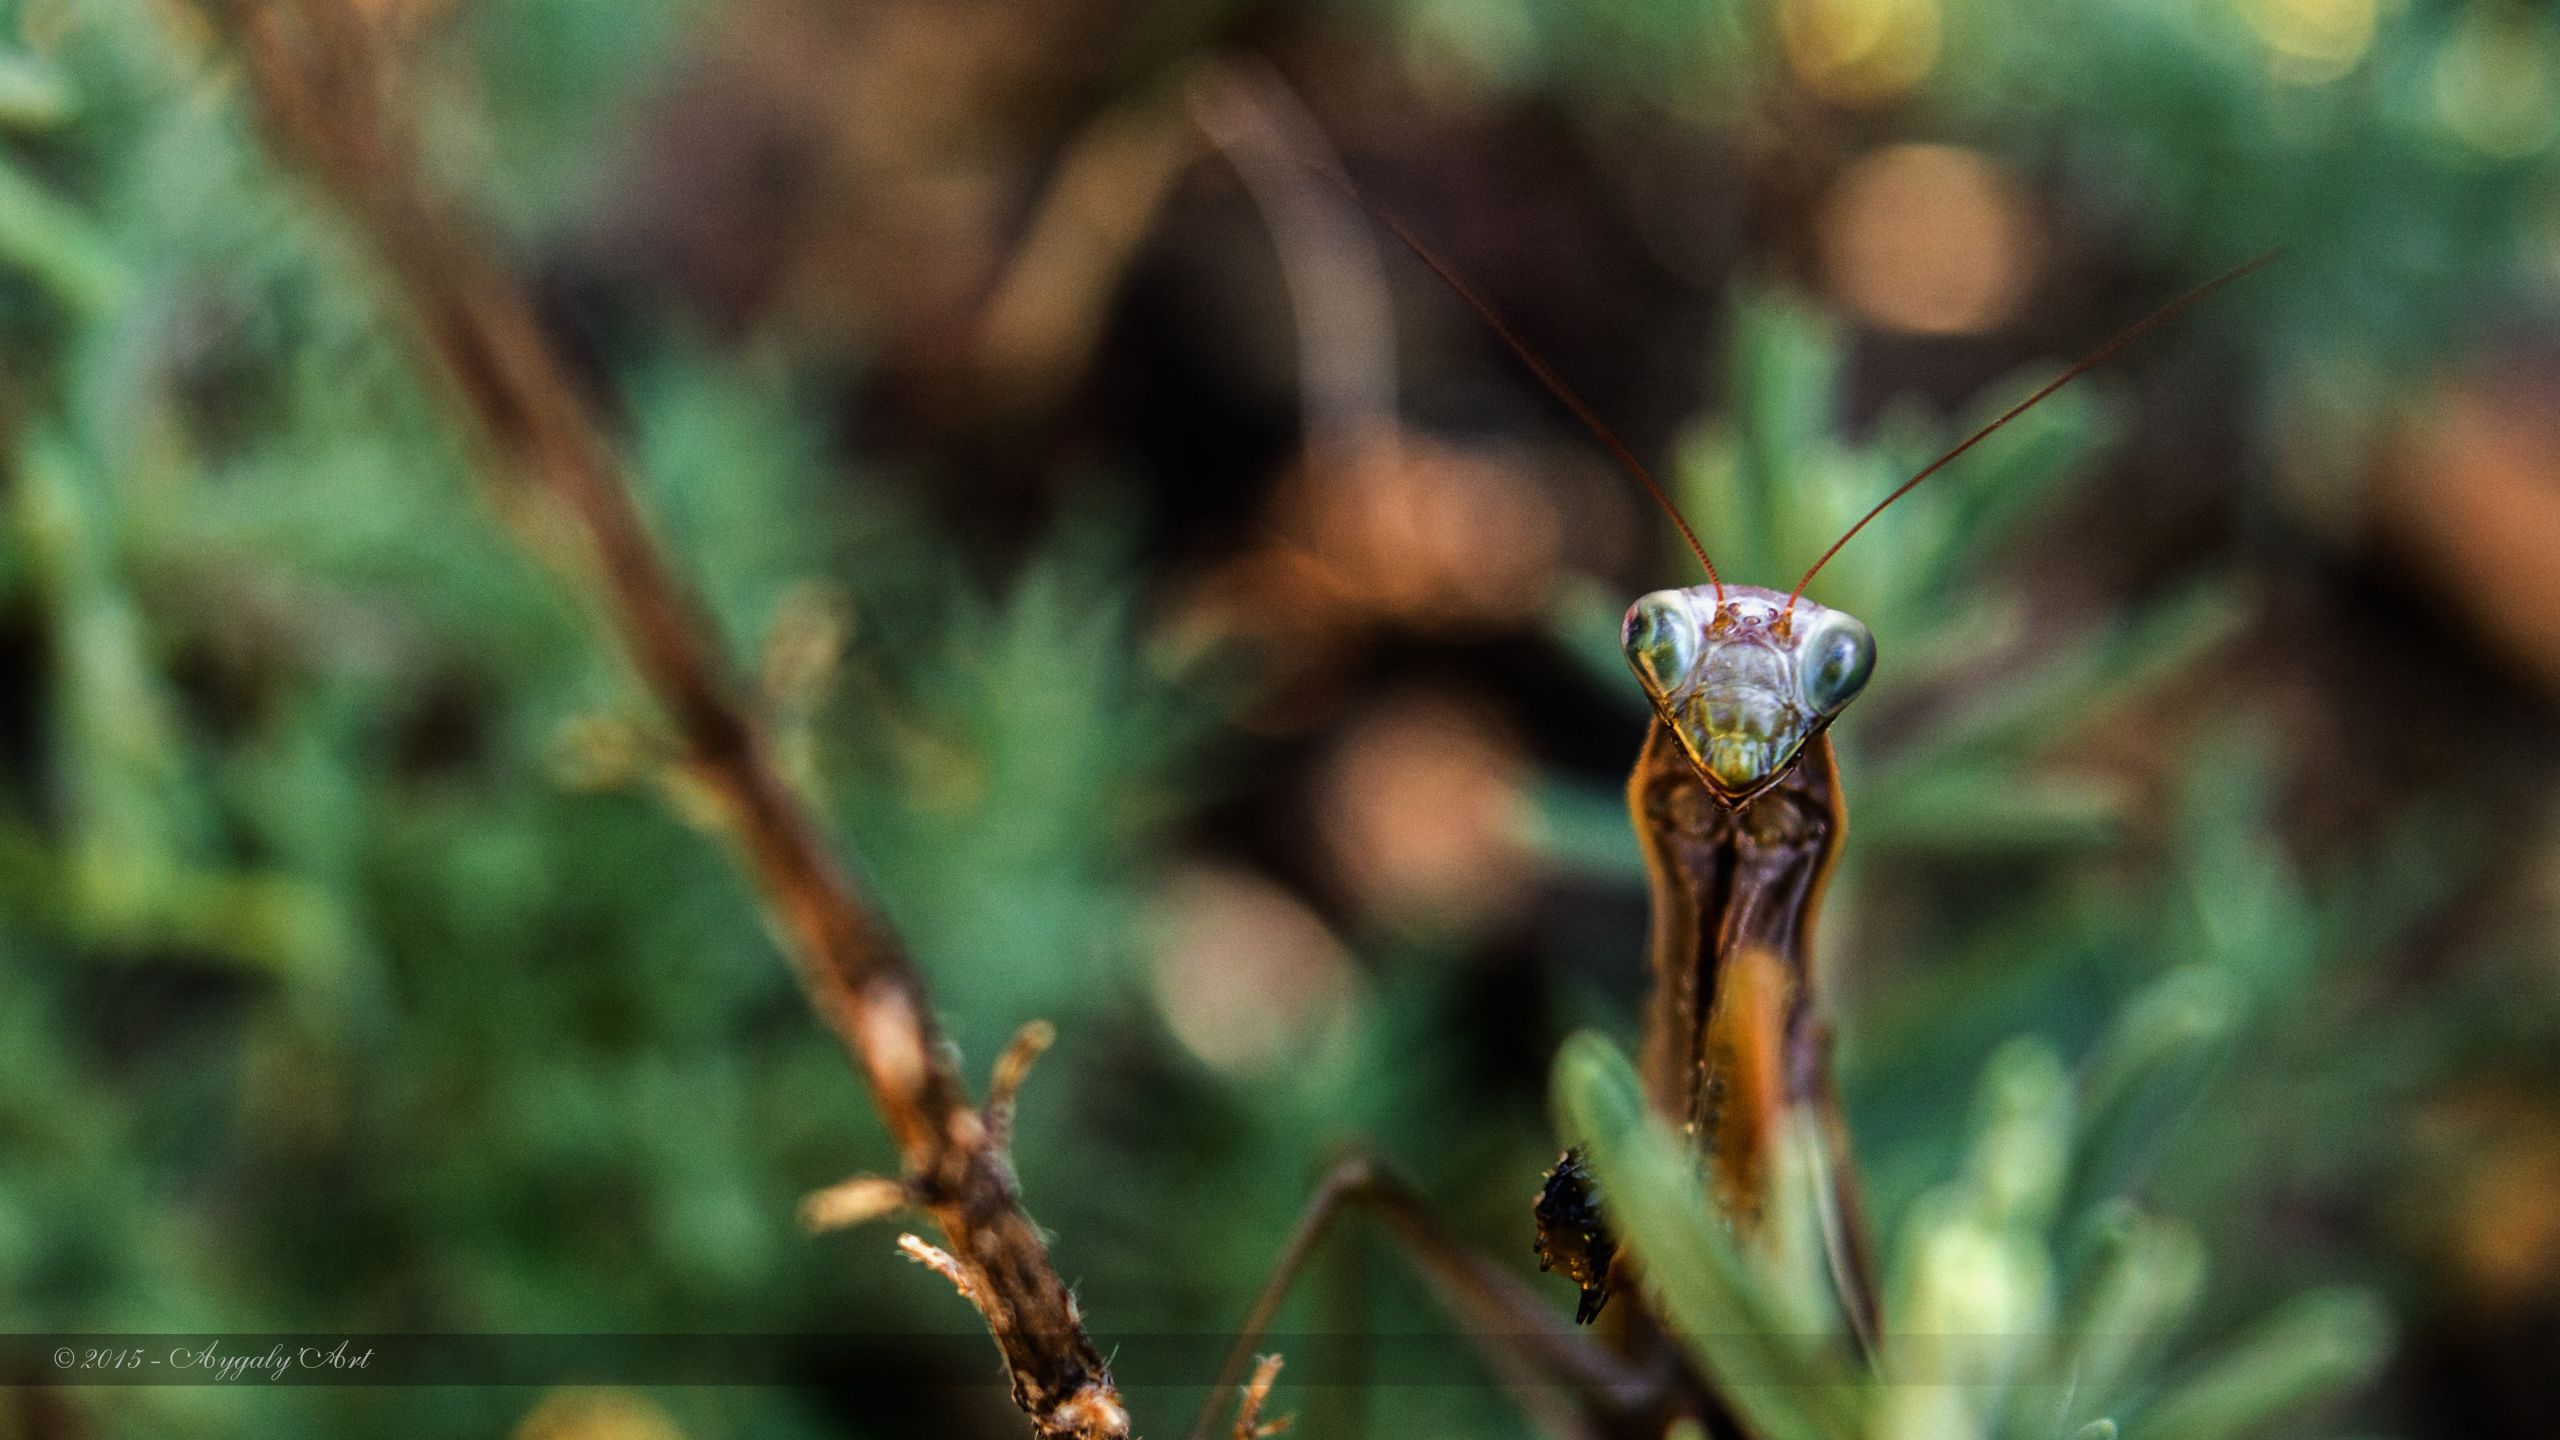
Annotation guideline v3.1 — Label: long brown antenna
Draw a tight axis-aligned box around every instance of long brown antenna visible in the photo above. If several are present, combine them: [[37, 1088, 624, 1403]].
[[1787, 249, 2282, 610], [1307, 165, 1723, 600]]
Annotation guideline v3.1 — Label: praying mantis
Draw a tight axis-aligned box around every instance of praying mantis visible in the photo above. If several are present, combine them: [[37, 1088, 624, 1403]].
[[1186, 174, 2276, 1440]]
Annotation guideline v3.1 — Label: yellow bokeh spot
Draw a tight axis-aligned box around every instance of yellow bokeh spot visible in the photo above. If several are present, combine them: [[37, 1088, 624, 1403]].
[[1781, 0, 1941, 106], [2240, 0, 2378, 84], [2434, 3, 2560, 158], [515, 1391, 687, 1440]]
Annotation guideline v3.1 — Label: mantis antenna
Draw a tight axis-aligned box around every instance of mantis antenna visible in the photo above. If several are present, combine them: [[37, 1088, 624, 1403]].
[[1786, 249, 2283, 610], [1307, 165, 1725, 603], [1313, 162, 2274, 614]]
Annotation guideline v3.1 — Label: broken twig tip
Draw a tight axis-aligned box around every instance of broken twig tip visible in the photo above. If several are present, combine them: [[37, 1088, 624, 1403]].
[[799, 1174, 911, 1234], [896, 1233, 979, 1302], [1050, 1383, 1134, 1440], [1233, 1353, 1293, 1440], [993, 1019, 1057, 1091], [985, 1018, 1059, 1146]]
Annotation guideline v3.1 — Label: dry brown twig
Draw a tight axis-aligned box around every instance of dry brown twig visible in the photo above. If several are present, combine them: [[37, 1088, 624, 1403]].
[[181, 2, 1126, 1434], [1230, 1354, 1294, 1440], [1186, 58, 1400, 484]]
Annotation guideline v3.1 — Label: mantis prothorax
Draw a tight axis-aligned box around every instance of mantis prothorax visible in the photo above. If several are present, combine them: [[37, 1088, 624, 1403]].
[[1187, 169, 2276, 1440]]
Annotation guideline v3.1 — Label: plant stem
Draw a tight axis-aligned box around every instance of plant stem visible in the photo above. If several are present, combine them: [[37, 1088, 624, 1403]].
[[184, 3, 1125, 1433]]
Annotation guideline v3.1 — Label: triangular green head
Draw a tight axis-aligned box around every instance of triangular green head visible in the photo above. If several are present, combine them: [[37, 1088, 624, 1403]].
[[1621, 584, 1875, 807]]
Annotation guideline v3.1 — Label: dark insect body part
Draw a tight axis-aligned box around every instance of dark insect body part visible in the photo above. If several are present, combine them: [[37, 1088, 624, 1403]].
[[1532, 1148, 1619, 1324]]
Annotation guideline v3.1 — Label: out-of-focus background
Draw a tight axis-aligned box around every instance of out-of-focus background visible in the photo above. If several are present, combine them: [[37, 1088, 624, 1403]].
[[4, 0, 2560, 1437]]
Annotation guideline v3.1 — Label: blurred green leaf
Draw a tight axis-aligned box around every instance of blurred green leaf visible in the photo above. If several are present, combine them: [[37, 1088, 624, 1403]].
[[2134, 1290, 2392, 1440], [1553, 1032, 1861, 1440]]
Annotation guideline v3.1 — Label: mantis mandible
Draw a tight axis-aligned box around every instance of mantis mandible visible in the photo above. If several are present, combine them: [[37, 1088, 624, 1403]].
[[1189, 175, 2275, 1439]]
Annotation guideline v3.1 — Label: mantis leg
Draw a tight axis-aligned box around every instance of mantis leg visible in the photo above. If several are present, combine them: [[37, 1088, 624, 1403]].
[[1183, 1155, 1690, 1440]]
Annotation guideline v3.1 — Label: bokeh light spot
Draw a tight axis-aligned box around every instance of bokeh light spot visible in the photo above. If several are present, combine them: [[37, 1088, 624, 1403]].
[[514, 1390, 687, 1440], [2433, 2, 2560, 158], [1781, 0, 1941, 105], [2241, 0, 2378, 84], [1817, 144, 2039, 336], [1292, 434, 1566, 626], [1314, 693, 1533, 929], [1148, 866, 1359, 1076]]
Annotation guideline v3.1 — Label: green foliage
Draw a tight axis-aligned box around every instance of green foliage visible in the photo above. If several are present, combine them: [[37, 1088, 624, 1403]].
[[0, 11, 1218, 1440], [1530, 284, 2460, 1439], [1555, 1034, 2391, 1440], [0, 3, 2533, 1439]]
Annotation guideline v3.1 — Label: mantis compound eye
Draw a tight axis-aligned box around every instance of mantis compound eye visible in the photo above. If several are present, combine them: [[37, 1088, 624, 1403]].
[[1621, 591, 1700, 700], [1797, 614, 1876, 715]]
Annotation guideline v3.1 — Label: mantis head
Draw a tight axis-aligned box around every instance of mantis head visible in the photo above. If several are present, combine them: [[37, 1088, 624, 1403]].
[[1622, 586, 1875, 807], [1329, 181, 2269, 806]]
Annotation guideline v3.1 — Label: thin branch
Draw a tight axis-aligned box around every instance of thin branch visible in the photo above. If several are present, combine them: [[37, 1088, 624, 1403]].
[[1186, 59, 1400, 483], [899, 1233, 985, 1305], [971, 91, 1201, 410], [183, 3, 1124, 1434], [1231, 1354, 1293, 1440], [800, 1174, 913, 1235], [984, 1019, 1057, 1152]]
